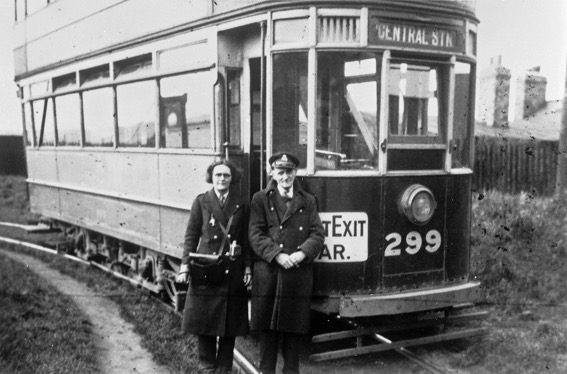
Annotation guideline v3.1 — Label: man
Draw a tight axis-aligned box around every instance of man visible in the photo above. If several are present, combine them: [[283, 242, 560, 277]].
[[249, 152, 325, 374]]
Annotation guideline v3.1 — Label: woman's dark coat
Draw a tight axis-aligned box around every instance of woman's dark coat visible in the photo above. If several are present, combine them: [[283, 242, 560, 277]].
[[181, 188, 250, 337], [248, 179, 324, 334]]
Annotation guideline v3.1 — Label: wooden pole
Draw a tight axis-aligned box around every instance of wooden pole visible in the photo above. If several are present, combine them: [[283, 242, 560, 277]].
[[556, 59, 567, 194]]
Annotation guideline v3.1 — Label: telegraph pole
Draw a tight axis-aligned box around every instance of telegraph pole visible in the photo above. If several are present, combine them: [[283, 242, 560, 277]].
[[557, 59, 567, 193]]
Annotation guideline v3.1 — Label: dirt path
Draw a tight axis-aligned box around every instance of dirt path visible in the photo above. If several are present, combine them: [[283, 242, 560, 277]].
[[0, 247, 171, 374]]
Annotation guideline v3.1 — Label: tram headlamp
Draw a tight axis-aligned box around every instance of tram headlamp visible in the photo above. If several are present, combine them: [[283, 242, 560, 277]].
[[399, 184, 437, 225]]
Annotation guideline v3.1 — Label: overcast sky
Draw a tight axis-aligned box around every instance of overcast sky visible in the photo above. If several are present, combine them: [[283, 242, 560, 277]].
[[0, 0, 565, 135]]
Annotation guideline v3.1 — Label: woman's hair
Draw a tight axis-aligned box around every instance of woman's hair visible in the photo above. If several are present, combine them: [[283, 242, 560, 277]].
[[205, 157, 242, 185]]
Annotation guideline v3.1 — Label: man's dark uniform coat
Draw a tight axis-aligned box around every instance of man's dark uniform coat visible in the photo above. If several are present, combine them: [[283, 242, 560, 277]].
[[181, 188, 250, 337], [249, 179, 325, 334]]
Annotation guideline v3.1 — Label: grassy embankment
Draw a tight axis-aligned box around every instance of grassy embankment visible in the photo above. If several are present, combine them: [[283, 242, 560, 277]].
[[1, 175, 567, 373], [0, 175, 199, 373]]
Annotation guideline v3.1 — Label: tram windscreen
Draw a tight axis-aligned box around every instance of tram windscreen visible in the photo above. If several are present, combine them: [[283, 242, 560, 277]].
[[388, 61, 447, 143], [316, 52, 380, 170]]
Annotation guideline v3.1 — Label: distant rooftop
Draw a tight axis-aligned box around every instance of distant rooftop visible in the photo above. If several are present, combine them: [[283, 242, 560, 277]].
[[475, 99, 564, 141]]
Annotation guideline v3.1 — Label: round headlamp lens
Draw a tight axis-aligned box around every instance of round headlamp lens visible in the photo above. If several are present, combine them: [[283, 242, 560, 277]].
[[412, 191, 435, 223], [399, 184, 437, 225]]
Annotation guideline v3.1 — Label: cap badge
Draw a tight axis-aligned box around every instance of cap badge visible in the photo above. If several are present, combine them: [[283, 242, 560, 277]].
[[281, 154, 288, 162]]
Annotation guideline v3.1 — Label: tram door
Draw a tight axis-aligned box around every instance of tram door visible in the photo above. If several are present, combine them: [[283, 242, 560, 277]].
[[220, 26, 265, 199]]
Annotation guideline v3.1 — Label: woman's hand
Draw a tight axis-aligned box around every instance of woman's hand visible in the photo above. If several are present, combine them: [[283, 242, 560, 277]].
[[176, 272, 189, 283], [243, 266, 252, 288], [176, 264, 190, 283]]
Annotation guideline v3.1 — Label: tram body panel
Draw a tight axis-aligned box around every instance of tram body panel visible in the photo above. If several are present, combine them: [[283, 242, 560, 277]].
[[307, 173, 475, 316]]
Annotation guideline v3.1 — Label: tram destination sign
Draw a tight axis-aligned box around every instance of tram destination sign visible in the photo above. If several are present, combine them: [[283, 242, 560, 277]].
[[368, 17, 465, 53]]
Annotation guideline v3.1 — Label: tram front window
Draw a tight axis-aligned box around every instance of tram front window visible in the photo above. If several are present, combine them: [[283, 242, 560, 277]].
[[273, 53, 308, 168], [316, 52, 380, 170], [388, 60, 448, 144]]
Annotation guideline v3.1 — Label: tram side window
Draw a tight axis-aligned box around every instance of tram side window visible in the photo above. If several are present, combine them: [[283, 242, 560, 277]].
[[55, 94, 81, 146], [33, 98, 55, 147], [272, 53, 308, 167], [83, 88, 115, 147], [316, 52, 380, 170], [159, 71, 213, 149], [452, 62, 473, 168], [23, 102, 35, 146], [388, 61, 447, 142], [117, 81, 156, 148]]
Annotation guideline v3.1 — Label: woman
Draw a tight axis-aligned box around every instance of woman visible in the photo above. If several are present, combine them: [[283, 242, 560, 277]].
[[177, 158, 251, 374]]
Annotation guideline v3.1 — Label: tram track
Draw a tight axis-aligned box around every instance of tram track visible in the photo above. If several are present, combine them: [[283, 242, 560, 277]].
[[0, 232, 484, 374], [0, 234, 262, 374]]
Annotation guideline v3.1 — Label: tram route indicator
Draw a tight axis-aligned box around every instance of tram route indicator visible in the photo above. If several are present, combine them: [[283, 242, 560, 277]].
[[368, 17, 465, 53], [315, 212, 368, 263]]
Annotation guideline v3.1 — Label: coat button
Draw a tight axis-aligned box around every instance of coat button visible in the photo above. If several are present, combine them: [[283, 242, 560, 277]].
[[279, 244, 284, 248], [225, 270, 229, 274], [214, 235, 218, 239], [299, 226, 303, 231], [280, 225, 283, 229], [213, 252, 217, 255], [300, 209, 303, 213], [271, 207, 274, 211], [228, 234, 231, 238]]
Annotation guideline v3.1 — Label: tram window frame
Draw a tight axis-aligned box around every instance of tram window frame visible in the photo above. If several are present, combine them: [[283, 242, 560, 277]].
[[316, 51, 381, 171], [272, 52, 309, 169], [23, 102, 36, 147], [55, 93, 82, 147], [33, 97, 56, 147], [116, 80, 157, 148], [451, 61, 475, 168], [158, 70, 214, 150], [82, 87, 115, 147], [226, 69, 242, 148], [387, 59, 449, 145]]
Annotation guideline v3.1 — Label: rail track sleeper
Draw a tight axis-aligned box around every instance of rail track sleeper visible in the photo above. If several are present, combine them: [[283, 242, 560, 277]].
[[310, 327, 487, 362]]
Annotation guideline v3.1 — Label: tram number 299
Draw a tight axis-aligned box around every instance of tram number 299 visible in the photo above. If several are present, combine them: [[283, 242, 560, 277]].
[[384, 230, 442, 257]]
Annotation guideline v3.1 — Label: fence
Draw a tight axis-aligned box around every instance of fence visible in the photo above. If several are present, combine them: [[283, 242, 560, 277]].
[[473, 136, 559, 196], [0, 136, 26, 176]]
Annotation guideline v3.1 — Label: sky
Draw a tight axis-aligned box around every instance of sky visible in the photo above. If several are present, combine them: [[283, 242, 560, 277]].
[[0, 0, 565, 135]]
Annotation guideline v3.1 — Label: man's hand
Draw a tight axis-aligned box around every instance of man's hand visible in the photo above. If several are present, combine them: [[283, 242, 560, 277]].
[[289, 251, 306, 267], [276, 251, 306, 269], [275, 253, 295, 269]]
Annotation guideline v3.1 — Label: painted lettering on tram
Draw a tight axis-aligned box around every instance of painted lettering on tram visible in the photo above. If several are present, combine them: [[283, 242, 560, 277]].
[[315, 212, 368, 263], [368, 17, 463, 53]]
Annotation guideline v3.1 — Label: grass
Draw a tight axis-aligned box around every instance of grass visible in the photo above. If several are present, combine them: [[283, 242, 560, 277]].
[[0, 253, 99, 374], [1, 175, 567, 373]]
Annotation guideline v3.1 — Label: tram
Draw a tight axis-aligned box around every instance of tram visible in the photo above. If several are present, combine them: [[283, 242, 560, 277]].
[[14, 0, 479, 332]]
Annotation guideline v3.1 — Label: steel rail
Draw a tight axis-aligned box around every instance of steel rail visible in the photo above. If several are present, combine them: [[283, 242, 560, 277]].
[[0, 234, 261, 374], [342, 318, 450, 374]]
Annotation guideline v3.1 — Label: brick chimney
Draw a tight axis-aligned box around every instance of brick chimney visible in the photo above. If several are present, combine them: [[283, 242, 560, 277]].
[[478, 56, 511, 127], [515, 66, 547, 119]]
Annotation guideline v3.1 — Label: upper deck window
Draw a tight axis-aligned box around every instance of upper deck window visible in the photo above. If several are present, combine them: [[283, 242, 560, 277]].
[[23, 102, 35, 146], [316, 52, 380, 170]]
